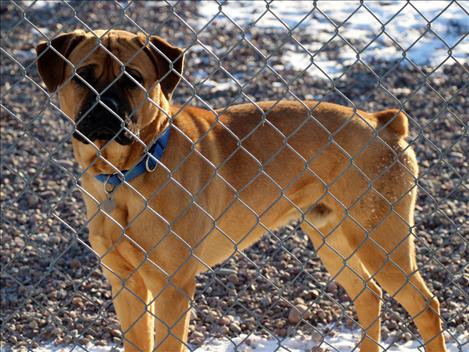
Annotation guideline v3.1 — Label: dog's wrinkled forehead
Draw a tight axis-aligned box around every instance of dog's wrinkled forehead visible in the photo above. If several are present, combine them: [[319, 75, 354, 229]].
[[69, 30, 153, 70], [36, 29, 184, 98]]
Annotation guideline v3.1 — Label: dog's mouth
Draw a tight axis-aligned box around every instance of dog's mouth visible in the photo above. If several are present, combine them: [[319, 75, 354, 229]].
[[73, 126, 135, 145], [73, 92, 137, 146]]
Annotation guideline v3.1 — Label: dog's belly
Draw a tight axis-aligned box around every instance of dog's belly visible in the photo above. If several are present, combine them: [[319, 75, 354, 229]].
[[123, 195, 305, 271], [121, 160, 330, 272]]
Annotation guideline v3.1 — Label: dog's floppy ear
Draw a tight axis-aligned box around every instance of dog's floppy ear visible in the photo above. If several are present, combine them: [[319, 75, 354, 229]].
[[36, 32, 85, 92], [143, 35, 184, 99]]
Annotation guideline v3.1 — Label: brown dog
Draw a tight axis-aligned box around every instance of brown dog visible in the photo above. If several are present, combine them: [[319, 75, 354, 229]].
[[36, 30, 446, 352]]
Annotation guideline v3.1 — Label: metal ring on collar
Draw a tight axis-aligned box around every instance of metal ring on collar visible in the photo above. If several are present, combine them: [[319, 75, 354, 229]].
[[103, 175, 116, 195], [145, 155, 158, 172]]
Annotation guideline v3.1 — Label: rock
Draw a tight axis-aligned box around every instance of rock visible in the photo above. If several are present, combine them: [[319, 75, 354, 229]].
[[218, 316, 231, 326], [229, 322, 242, 334], [218, 268, 237, 276], [288, 304, 311, 324], [71, 296, 84, 308], [227, 274, 239, 284], [26, 194, 39, 207], [311, 347, 329, 352], [110, 329, 122, 338], [191, 330, 205, 344], [70, 258, 81, 269]]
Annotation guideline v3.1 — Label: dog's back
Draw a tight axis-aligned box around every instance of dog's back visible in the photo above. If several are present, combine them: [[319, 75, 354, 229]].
[[169, 100, 417, 260]]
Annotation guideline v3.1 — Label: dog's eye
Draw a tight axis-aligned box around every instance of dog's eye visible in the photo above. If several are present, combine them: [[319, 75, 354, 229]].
[[124, 69, 144, 86], [73, 67, 95, 86]]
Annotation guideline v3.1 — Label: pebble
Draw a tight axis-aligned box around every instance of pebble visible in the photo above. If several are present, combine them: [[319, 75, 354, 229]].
[[288, 304, 311, 324], [190, 330, 205, 344], [110, 329, 121, 338], [229, 322, 242, 334], [70, 259, 81, 269], [26, 194, 39, 207], [218, 316, 231, 326], [218, 268, 237, 276], [228, 274, 239, 285]]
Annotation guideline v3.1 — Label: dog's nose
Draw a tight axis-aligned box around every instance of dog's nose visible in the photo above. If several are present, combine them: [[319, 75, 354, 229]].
[[73, 93, 134, 145], [101, 96, 120, 112]]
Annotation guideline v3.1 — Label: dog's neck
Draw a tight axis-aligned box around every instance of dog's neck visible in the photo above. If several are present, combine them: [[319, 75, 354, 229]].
[[95, 126, 171, 187]]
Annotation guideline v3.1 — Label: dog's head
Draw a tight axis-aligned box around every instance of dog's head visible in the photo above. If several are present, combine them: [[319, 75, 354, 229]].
[[36, 29, 184, 174]]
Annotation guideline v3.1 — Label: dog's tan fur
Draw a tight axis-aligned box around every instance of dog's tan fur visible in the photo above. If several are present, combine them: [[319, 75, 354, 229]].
[[36, 30, 446, 352]]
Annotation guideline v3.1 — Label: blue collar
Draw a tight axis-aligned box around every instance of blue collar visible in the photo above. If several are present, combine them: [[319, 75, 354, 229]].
[[95, 127, 171, 187]]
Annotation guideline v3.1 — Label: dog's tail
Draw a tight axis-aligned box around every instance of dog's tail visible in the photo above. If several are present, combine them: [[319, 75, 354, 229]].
[[374, 109, 408, 138]]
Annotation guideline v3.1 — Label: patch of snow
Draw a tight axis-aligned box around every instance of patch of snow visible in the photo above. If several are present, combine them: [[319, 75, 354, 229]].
[[192, 0, 468, 79], [31, 329, 467, 352], [22, 1, 57, 9], [195, 330, 467, 352]]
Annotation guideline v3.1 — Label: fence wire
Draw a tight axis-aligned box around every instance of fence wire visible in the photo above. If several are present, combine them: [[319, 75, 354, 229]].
[[1, 1, 468, 352]]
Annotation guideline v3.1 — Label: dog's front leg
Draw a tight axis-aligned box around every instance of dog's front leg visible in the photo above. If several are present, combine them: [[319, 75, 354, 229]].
[[103, 261, 154, 352], [151, 274, 196, 352], [140, 258, 196, 352], [86, 208, 154, 352]]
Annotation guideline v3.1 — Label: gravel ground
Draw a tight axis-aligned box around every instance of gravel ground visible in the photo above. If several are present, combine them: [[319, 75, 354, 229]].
[[1, 1, 468, 351]]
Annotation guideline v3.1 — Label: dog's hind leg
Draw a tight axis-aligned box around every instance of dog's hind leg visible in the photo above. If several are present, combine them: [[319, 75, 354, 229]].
[[302, 205, 383, 352], [347, 204, 447, 352], [372, 259, 445, 352]]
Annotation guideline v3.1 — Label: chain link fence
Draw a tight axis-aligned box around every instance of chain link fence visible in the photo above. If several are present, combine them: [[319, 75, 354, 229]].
[[1, 1, 468, 351]]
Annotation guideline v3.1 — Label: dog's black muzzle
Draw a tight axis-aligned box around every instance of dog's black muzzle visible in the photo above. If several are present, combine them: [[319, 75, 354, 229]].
[[73, 96, 134, 145]]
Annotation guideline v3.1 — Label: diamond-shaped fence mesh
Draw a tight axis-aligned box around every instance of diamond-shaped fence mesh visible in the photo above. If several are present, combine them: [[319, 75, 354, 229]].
[[1, 1, 468, 351]]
